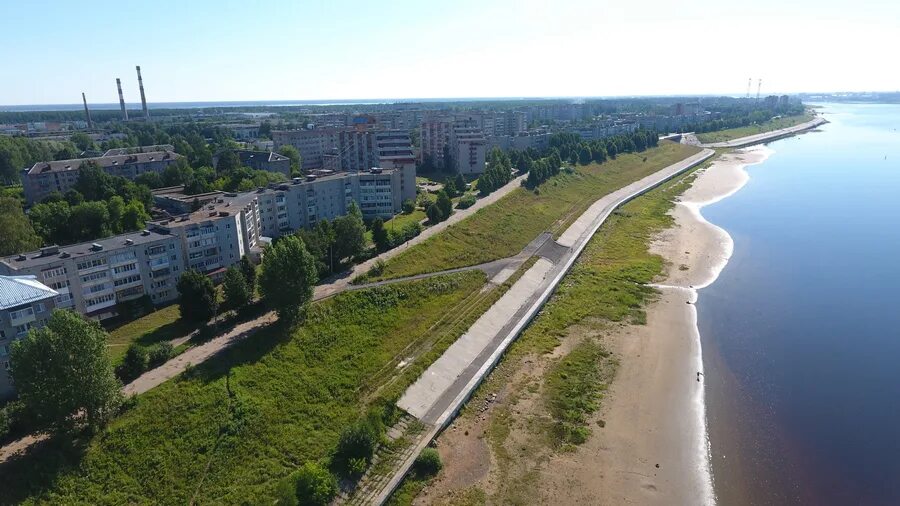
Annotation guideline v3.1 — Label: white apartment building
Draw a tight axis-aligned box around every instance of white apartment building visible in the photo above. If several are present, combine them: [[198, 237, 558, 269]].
[[0, 232, 184, 321], [0, 275, 58, 398], [450, 126, 487, 175]]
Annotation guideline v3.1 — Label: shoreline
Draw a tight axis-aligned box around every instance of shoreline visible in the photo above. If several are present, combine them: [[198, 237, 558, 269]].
[[643, 146, 773, 504]]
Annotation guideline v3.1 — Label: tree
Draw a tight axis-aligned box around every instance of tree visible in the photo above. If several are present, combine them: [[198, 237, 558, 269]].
[[176, 270, 217, 325], [107, 195, 125, 234], [70, 132, 95, 152], [332, 202, 366, 262], [134, 171, 163, 189], [223, 266, 250, 311], [74, 161, 116, 201], [118, 343, 149, 382], [454, 173, 466, 194], [216, 149, 241, 172], [0, 196, 41, 255], [443, 176, 458, 198], [278, 145, 302, 176], [435, 189, 452, 219], [121, 198, 150, 232], [10, 310, 122, 435], [425, 202, 442, 224], [401, 198, 415, 214], [69, 201, 111, 242], [371, 217, 390, 253], [240, 255, 257, 296], [28, 200, 72, 245], [578, 144, 592, 165], [259, 235, 318, 321]]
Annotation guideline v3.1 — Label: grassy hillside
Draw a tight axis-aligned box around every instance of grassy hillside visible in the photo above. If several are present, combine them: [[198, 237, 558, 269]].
[[371, 142, 701, 281], [696, 113, 814, 143], [3, 272, 489, 505]]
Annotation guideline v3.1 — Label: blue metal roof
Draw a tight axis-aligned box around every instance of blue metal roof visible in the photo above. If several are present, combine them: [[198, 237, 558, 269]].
[[0, 275, 58, 311]]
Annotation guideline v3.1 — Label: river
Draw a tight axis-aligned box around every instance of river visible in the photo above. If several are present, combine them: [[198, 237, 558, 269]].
[[699, 103, 900, 505]]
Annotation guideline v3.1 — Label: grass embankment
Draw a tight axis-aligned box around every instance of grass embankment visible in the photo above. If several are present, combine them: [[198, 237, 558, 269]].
[[372, 142, 701, 281], [696, 113, 814, 143], [393, 165, 701, 504], [2, 272, 492, 505], [104, 304, 187, 365]]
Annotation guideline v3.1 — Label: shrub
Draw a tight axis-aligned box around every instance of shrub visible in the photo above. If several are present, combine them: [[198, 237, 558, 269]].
[[118, 343, 149, 382], [414, 447, 442, 476], [334, 419, 380, 477], [456, 193, 476, 209], [401, 199, 415, 214], [275, 461, 339, 506], [147, 342, 174, 368]]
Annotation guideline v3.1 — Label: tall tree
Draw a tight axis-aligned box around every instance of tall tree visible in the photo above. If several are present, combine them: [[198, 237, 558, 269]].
[[435, 189, 453, 219], [0, 196, 41, 255], [278, 145, 302, 176], [10, 310, 122, 435], [239, 255, 257, 296], [259, 235, 318, 321], [332, 202, 366, 262], [216, 149, 241, 173], [371, 217, 390, 252], [176, 270, 217, 325], [222, 266, 250, 311], [121, 198, 150, 232]]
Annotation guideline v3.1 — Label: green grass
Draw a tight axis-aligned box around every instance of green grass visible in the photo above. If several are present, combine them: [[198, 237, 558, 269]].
[[2, 272, 489, 505], [365, 210, 426, 244], [104, 305, 191, 365], [452, 167, 704, 504], [696, 113, 814, 143], [371, 142, 701, 281]]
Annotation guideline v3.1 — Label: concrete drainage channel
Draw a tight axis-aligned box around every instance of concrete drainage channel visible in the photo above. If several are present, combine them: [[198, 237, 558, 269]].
[[342, 149, 717, 505]]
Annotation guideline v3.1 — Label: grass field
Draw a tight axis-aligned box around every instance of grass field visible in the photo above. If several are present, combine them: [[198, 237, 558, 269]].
[[393, 166, 704, 504], [696, 113, 814, 143], [2, 272, 492, 505], [104, 305, 188, 365], [371, 142, 701, 281]]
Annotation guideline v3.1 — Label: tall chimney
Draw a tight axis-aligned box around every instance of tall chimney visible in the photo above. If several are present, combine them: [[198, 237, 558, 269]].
[[136, 65, 149, 120], [116, 78, 128, 121], [81, 92, 94, 129]]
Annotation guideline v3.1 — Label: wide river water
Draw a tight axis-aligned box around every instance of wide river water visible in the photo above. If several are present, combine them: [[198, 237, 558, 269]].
[[698, 103, 900, 505]]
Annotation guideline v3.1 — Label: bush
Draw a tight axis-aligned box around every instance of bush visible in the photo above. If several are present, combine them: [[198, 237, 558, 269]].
[[334, 419, 380, 477], [147, 342, 174, 368], [456, 193, 476, 209], [118, 343, 149, 382], [276, 461, 338, 506], [414, 447, 442, 476], [401, 199, 415, 214]]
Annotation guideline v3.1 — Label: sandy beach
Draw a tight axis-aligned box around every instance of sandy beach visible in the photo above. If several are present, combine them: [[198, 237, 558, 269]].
[[415, 147, 771, 505]]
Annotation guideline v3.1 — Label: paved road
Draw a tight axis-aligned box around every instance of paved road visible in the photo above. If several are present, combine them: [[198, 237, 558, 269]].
[[700, 117, 827, 149]]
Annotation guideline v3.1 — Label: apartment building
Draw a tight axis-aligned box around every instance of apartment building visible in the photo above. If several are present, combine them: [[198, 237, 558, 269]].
[[236, 150, 291, 177], [149, 192, 263, 278], [420, 118, 453, 168], [450, 126, 487, 175], [23, 150, 182, 204], [0, 231, 184, 322], [273, 128, 414, 174], [0, 275, 58, 398], [485, 133, 551, 153], [272, 129, 340, 170]]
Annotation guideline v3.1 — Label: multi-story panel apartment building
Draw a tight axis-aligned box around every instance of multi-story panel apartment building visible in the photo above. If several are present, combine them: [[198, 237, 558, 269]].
[[272, 129, 340, 171], [450, 126, 487, 175], [420, 118, 453, 168], [0, 231, 184, 321], [0, 275, 58, 398], [485, 132, 551, 153], [150, 192, 263, 278], [23, 150, 183, 204]]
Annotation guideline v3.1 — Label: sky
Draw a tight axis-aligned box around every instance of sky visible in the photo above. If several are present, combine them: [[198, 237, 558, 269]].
[[1, 0, 899, 105]]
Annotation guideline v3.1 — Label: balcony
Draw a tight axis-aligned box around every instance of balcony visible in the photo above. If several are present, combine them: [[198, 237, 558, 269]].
[[9, 308, 36, 327], [116, 286, 145, 302]]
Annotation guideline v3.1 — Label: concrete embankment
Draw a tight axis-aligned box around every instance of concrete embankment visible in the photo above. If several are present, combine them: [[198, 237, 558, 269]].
[[701, 117, 827, 149], [368, 148, 715, 505]]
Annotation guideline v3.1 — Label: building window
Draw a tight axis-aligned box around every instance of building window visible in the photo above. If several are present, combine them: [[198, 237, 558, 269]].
[[34, 303, 45, 314]]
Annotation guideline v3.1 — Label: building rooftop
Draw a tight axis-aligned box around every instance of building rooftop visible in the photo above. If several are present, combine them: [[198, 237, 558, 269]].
[[102, 144, 175, 156], [1, 230, 177, 271], [150, 191, 261, 228], [27, 150, 180, 175], [236, 150, 289, 164], [0, 275, 58, 310]]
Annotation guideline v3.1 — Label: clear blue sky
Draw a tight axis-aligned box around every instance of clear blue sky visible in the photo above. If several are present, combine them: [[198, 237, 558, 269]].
[[1, 0, 898, 105]]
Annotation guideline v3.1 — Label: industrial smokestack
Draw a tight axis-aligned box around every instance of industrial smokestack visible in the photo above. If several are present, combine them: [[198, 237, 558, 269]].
[[82, 92, 94, 129], [136, 65, 149, 120], [116, 78, 128, 121]]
